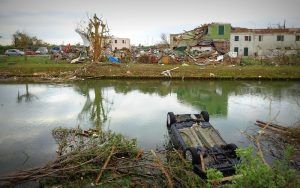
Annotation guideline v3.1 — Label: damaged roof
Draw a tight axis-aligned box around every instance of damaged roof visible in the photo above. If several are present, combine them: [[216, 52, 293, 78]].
[[232, 28, 300, 34]]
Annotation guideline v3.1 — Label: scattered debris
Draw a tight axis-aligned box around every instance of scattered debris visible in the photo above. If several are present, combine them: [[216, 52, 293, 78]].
[[161, 67, 179, 77], [0, 127, 204, 187], [216, 55, 224, 62], [108, 56, 120, 63]]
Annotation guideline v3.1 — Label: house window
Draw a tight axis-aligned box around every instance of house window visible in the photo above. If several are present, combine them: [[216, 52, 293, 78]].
[[234, 47, 239, 55], [245, 36, 251, 41], [277, 35, 284, 41], [218, 25, 225, 35], [234, 36, 239, 41], [259, 35, 262, 41], [115, 40, 117, 43], [296, 35, 300, 41], [204, 28, 208, 35], [122, 40, 125, 44]]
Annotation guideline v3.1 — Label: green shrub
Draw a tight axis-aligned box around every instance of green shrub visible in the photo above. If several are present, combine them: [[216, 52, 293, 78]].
[[225, 146, 299, 188]]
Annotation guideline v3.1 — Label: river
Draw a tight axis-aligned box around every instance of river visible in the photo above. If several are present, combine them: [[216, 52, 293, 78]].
[[0, 80, 299, 175]]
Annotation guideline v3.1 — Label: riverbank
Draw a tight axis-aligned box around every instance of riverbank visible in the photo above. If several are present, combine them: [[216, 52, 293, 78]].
[[0, 56, 300, 81], [1, 126, 299, 187]]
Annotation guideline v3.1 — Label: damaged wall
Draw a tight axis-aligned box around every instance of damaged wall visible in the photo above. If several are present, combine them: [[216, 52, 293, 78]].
[[170, 23, 231, 50], [203, 23, 231, 41]]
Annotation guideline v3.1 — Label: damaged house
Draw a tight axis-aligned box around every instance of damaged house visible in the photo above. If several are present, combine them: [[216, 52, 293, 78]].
[[170, 23, 231, 53], [230, 28, 300, 57]]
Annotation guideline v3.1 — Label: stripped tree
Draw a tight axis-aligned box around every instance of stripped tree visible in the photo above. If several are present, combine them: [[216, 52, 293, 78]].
[[76, 14, 110, 63]]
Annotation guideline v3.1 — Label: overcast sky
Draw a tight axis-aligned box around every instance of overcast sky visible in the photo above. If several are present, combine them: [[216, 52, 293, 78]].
[[0, 0, 299, 46]]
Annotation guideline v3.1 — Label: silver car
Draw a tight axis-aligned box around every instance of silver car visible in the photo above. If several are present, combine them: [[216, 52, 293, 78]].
[[35, 47, 48, 55], [5, 49, 25, 56]]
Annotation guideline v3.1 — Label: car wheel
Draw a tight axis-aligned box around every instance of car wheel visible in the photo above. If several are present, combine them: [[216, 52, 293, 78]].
[[200, 111, 209, 122], [224, 143, 238, 157], [167, 112, 176, 129], [226, 143, 238, 151], [184, 147, 200, 164]]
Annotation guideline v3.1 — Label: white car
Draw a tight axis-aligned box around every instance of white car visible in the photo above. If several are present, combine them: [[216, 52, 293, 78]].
[[35, 47, 48, 55], [5, 49, 25, 56]]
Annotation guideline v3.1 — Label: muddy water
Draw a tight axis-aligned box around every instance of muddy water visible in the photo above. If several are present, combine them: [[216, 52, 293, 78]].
[[0, 80, 299, 175]]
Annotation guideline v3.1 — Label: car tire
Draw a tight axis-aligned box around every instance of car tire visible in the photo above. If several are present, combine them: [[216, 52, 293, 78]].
[[167, 112, 176, 129], [184, 147, 200, 165], [224, 143, 238, 157], [201, 111, 209, 122], [226, 143, 238, 150]]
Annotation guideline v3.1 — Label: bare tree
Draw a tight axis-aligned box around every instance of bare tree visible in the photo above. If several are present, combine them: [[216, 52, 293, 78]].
[[76, 14, 110, 62], [160, 33, 169, 46]]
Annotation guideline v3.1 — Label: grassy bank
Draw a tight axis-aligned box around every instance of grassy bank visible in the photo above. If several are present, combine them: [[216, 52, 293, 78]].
[[0, 56, 300, 80]]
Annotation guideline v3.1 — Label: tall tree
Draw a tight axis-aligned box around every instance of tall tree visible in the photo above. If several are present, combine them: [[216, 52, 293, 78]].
[[12, 31, 46, 50], [12, 31, 31, 50]]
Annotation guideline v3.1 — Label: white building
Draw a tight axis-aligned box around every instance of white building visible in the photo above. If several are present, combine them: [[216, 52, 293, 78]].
[[111, 37, 130, 50], [230, 28, 300, 57]]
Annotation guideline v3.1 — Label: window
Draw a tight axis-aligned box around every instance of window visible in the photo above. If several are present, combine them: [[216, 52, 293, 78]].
[[234, 47, 239, 54], [245, 36, 251, 41], [259, 35, 262, 41], [277, 35, 284, 41], [296, 35, 300, 41], [218, 25, 225, 35], [204, 28, 208, 35], [122, 40, 125, 44], [234, 36, 239, 41], [115, 40, 117, 43]]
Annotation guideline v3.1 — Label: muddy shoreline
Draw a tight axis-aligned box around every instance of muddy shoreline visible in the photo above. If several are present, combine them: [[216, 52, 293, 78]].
[[1, 74, 300, 83]]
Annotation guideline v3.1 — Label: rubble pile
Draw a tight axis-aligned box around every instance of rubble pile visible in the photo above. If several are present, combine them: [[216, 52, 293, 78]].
[[49, 22, 238, 66]]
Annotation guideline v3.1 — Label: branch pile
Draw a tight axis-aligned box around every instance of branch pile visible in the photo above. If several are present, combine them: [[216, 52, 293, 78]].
[[0, 128, 203, 187]]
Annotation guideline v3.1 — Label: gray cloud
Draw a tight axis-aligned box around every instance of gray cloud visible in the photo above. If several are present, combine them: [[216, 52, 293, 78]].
[[0, 0, 299, 45]]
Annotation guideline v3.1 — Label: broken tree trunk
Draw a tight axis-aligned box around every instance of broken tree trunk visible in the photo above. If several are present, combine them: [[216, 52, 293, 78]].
[[95, 146, 115, 184], [255, 120, 289, 133]]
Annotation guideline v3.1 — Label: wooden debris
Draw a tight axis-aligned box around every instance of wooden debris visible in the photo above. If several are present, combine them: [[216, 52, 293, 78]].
[[161, 67, 179, 77], [255, 120, 289, 133], [135, 149, 144, 161], [209, 174, 242, 184], [95, 146, 116, 184], [200, 153, 205, 172], [151, 150, 174, 188]]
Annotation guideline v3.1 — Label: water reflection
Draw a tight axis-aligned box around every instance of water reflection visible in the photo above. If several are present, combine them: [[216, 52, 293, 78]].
[[74, 82, 113, 129], [17, 84, 38, 103], [0, 80, 299, 175]]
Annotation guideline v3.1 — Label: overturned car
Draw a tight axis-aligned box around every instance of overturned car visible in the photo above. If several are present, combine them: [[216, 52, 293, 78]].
[[167, 111, 240, 178]]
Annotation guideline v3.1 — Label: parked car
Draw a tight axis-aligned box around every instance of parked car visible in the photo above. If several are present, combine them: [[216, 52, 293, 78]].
[[5, 49, 25, 56], [35, 47, 48, 55], [167, 111, 240, 178], [50, 46, 61, 54], [25, 50, 36, 55]]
